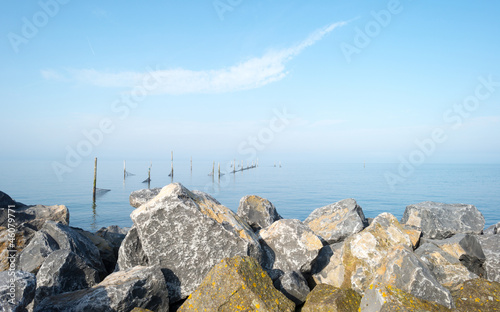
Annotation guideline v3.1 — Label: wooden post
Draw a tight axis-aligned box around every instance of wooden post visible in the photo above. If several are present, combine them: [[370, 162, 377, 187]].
[[92, 157, 97, 202], [123, 160, 126, 180], [171, 151, 174, 178], [218, 162, 220, 178], [233, 159, 236, 173], [190, 156, 192, 173], [212, 161, 215, 176]]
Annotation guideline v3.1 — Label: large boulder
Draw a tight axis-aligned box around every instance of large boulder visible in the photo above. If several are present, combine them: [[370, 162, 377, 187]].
[[415, 243, 478, 289], [312, 213, 412, 293], [451, 278, 500, 312], [273, 271, 310, 305], [116, 226, 149, 271], [259, 219, 323, 276], [0, 226, 36, 272], [0, 271, 36, 312], [129, 188, 161, 208], [476, 234, 500, 282], [123, 183, 262, 302], [34, 265, 169, 312], [178, 256, 294, 312], [401, 202, 485, 239], [34, 249, 100, 305], [73, 227, 116, 274], [18, 231, 59, 274], [484, 222, 500, 235], [360, 283, 451, 312], [301, 284, 361, 312], [304, 198, 367, 244], [237, 195, 282, 231]]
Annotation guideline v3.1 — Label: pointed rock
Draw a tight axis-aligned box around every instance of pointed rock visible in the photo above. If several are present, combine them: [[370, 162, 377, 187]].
[[237, 195, 282, 231]]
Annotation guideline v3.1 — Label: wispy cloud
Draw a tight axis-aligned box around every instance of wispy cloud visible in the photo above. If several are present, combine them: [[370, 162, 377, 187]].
[[42, 21, 348, 94]]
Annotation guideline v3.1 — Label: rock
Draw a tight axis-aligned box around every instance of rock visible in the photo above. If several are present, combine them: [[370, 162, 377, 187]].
[[96, 225, 128, 251], [402, 224, 422, 249], [1, 225, 36, 272], [0, 271, 36, 312], [34, 249, 100, 305], [374, 246, 454, 309], [1, 202, 69, 230], [415, 243, 478, 289], [18, 231, 58, 274], [301, 284, 361, 312], [476, 234, 500, 282], [34, 265, 169, 312], [312, 213, 412, 293], [451, 278, 500, 312], [259, 219, 323, 275], [484, 222, 500, 235], [273, 271, 310, 305], [420, 234, 486, 278], [116, 226, 149, 271], [129, 188, 161, 208], [237, 195, 282, 231], [131, 309, 154, 312], [360, 283, 451, 312], [125, 183, 262, 302], [401, 201, 485, 239], [178, 256, 294, 312], [304, 198, 367, 244], [73, 227, 116, 274]]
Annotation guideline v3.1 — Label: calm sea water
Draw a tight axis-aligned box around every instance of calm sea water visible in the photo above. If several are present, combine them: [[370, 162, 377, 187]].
[[1, 160, 498, 231]]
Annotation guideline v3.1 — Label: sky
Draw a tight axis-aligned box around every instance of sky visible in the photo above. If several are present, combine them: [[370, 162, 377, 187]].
[[1, 0, 499, 165]]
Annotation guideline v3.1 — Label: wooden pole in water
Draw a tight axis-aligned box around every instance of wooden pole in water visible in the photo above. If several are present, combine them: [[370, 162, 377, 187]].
[[233, 159, 236, 173], [92, 157, 97, 202], [212, 161, 215, 176], [190, 156, 192, 173], [171, 151, 174, 177], [123, 160, 126, 180], [218, 162, 220, 178]]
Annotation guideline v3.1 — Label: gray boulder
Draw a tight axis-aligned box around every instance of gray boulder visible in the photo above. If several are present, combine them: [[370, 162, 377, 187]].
[[273, 271, 310, 305], [0, 270, 36, 312], [476, 234, 500, 282], [73, 227, 117, 274], [237, 195, 282, 231], [259, 219, 323, 275], [115, 226, 149, 271], [401, 201, 485, 239], [484, 222, 500, 235], [123, 183, 262, 302], [34, 265, 169, 312], [18, 231, 59, 274], [304, 198, 367, 244], [129, 188, 161, 208]]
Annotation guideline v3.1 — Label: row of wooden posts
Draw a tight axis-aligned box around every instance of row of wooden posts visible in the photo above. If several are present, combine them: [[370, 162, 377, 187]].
[[92, 152, 261, 201]]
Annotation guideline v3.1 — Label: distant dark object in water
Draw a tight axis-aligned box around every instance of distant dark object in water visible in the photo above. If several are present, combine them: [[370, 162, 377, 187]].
[[124, 171, 135, 177], [168, 173, 172, 177], [142, 178, 151, 183], [95, 188, 111, 195]]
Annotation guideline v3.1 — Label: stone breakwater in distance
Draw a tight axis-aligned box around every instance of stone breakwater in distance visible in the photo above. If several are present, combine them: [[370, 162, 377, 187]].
[[1, 185, 500, 312]]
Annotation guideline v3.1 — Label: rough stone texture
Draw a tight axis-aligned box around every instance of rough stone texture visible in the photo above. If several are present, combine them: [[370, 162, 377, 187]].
[[476, 234, 500, 282], [131, 309, 154, 312], [0, 226, 36, 272], [73, 227, 116, 274], [116, 226, 149, 271], [374, 246, 454, 309], [360, 283, 451, 312], [259, 219, 323, 275], [401, 201, 485, 239], [237, 195, 282, 231], [451, 278, 500, 312], [301, 284, 361, 312], [125, 183, 262, 302], [484, 222, 500, 235], [311, 213, 413, 293], [416, 243, 478, 289], [34, 265, 169, 312], [420, 234, 486, 278], [0, 271, 36, 312], [129, 188, 161, 208], [402, 224, 422, 249], [34, 249, 100, 305], [0, 201, 69, 230], [96, 225, 128, 251], [178, 256, 294, 312], [304, 198, 367, 244], [18, 231, 58, 274], [273, 271, 310, 305]]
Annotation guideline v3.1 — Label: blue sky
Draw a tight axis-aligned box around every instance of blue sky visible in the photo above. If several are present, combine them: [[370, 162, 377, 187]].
[[1, 0, 499, 164]]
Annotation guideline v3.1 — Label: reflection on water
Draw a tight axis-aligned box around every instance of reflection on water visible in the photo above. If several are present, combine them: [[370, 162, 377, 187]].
[[91, 201, 98, 231]]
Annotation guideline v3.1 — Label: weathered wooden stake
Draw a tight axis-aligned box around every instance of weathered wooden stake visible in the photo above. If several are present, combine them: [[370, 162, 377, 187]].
[[212, 161, 215, 177], [233, 159, 236, 173], [171, 151, 174, 177], [92, 157, 97, 202], [218, 162, 221, 178], [123, 160, 126, 180], [190, 156, 193, 173]]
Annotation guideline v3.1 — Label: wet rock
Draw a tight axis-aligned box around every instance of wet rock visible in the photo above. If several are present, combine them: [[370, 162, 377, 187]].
[[125, 183, 262, 302], [237, 195, 282, 231], [476, 234, 500, 282], [34, 265, 169, 312], [178, 256, 294, 312], [415, 243, 478, 289], [259, 219, 323, 275], [484, 222, 500, 235], [401, 201, 485, 239], [312, 213, 412, 293], [374, 246, 454, 309], [18, 231, 58, 274], [451, 278, 500, 312], [273, 271, 310, 305], [360, 283, 451, 312], [34, 249, 100, 305], [0, 271, 36, 312], [304, 198, 367, 244], [301, 284, 361, 312], [115, 226, 149, 271], [129, 188, 161, 208]]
